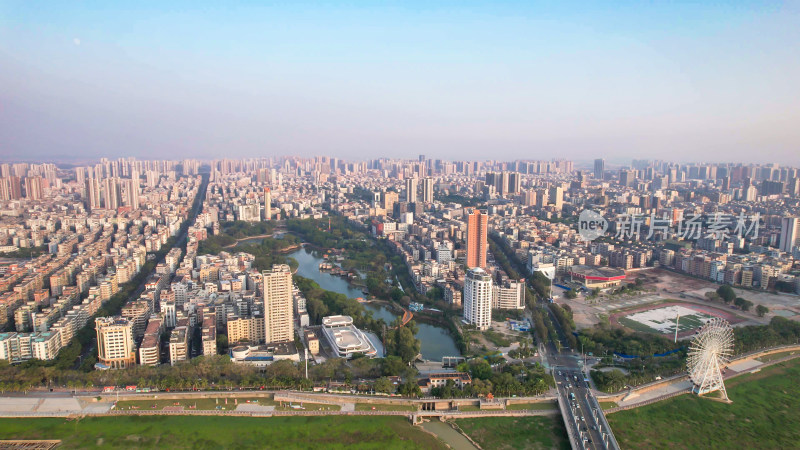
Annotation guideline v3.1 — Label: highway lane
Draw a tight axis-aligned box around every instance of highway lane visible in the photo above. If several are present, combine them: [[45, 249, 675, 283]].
[[535, 300, 619, 450]]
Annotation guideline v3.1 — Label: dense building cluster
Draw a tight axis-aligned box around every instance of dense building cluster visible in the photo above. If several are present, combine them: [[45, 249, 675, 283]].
[[2, 155, 799, 370], [0, 159, 201, 364]]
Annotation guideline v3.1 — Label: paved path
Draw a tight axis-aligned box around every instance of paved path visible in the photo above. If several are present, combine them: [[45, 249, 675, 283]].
[[236, 404, 276, 413]]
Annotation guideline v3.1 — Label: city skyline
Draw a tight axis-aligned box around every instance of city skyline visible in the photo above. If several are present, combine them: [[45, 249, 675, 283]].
[[2, 3, 800, 446], [2, 2, 799, 164]]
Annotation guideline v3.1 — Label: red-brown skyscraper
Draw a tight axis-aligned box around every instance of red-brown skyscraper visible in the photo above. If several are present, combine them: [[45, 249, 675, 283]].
[[466, 209, 487, 269]]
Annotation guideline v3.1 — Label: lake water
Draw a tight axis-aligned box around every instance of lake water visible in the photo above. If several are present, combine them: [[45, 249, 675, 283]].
[[289, 247, 461, 361]]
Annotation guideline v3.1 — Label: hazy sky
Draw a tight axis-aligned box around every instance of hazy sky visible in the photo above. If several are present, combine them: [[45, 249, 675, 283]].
[[1, 1, 799, 164]]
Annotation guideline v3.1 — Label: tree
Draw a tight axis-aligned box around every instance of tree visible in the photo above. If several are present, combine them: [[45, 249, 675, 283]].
[[381, 356, 406, 376], [385, 320, 421, 364], [471, 378, 493, 396], [468, 359, 493, 380], [216, 334, 228, 353], [398, 381, 421, 397], [756, 305, 769, 317], [717, 285, 736, 304], [373, 377, 395, 394], [733, 297, 752, 311], [565, 290, 577, 299]]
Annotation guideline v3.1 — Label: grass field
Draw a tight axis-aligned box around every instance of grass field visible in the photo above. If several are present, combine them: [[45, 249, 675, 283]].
[[457, 405, 481, 411], [505, 401, 558, 411], [755, 350, 798, 363], [618, 316, 663, 334], [618, 305, 715, 335], [115, 397, 273, 411], [598, 401, 618, 410], [608, 358, 800, 449], [354, 403, 416, 411], [454, 416, 570, 450], [114, 398, 339, 412], [0, 415, 445, 449]]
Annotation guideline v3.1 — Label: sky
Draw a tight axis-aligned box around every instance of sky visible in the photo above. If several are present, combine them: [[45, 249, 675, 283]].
[[1, 1, 799, 165]]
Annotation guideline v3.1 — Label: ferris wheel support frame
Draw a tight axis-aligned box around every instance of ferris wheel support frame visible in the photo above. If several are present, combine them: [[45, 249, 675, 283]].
[[687, 318, 734, 403]]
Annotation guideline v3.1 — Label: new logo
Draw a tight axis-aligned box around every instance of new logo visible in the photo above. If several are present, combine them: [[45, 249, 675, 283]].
[[578, 209, 608, 242]]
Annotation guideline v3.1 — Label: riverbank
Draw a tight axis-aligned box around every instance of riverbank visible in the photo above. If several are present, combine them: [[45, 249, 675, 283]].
[[291, 248, 462, 361]]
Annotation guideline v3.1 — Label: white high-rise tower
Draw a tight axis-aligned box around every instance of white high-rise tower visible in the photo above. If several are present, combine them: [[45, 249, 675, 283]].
[[463, 267, 492, 330]]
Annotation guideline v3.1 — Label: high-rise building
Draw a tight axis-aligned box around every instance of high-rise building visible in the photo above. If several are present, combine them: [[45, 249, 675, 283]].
[[85, 176, 102, 211], [24, 176, 44, 200], [463, 267, 492, 330], [548, 186, 564, 210], [263, 264, 294, 344], [422, 177, 434, 203], [381, 190, 398, 213], [0, 176, 23, 201], [264, 187, 272, 221], [779, 217, 800, 253], [405, 178, 418, 203], [122, 178, 139, 210], [619, 169, 635, 187], [95, 317, 136, 369], [508, 172, 521, 195], [594, 158, 605, 179], [499, 172, 510, 195], [466, 209, 488, 269], [103, 177, 122, 210]]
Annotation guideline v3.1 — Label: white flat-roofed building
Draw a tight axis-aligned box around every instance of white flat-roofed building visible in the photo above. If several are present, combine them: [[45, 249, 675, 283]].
[[321, 315, 378, 359], [492, 279, 525, 310], [168, 326, 189, 366]]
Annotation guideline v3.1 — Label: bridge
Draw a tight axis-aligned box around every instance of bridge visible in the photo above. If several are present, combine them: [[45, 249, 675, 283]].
[[554, 368, 620, 450], [541, 303, 620, 450], [393, 308, 413, 328]]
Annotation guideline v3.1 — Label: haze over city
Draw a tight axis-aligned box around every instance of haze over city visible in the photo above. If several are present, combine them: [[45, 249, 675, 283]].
[[2, 1, 799, 164], [3, 3, 800, 449]]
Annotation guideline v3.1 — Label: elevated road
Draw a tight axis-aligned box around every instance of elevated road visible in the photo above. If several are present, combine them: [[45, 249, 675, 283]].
[[540, 303, 620, 450]]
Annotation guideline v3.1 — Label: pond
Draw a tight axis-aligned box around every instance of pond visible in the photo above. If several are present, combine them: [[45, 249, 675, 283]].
[[289, 247, 461, 361]]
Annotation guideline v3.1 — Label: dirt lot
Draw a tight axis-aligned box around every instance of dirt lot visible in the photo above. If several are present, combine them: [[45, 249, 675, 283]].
[[640, 268, 717, 293], [561, 268, 799, 331]]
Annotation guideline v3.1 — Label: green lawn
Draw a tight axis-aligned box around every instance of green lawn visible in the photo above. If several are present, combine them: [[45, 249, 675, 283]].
[[598, 401, 618, 410], [354, 403, 417, 412], [456, 405, 481, 411], [505, 401, 558, 411], [454, 416, 570, 450], [608, 358, 800, 449], [617, 316, 661, 334], [0, 416, 445, 449], [115, 397, 273, 411], [756, 350, 798, 363]]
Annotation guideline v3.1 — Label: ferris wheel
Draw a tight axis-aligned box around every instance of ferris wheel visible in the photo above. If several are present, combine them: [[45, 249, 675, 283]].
[[687, 318, 734, 401]]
